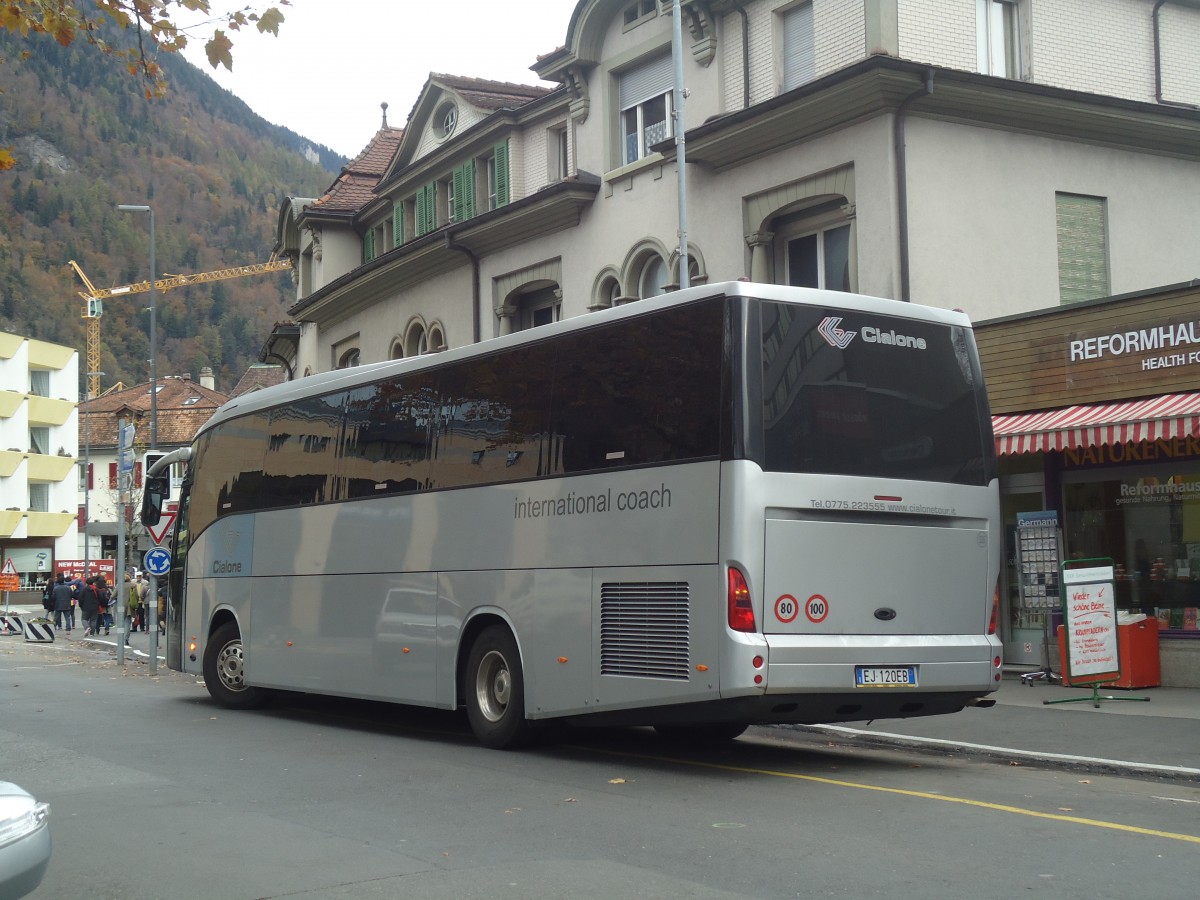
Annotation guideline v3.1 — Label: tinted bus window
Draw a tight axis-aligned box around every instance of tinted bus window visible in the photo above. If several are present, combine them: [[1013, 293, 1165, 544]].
[[550, 298, 725, 474], [758, 302, 993, 485], [261, 393, 346, 508], [431, 342, 556, 489], [343, 376, 436, 497], [190, 411, 270, 534]]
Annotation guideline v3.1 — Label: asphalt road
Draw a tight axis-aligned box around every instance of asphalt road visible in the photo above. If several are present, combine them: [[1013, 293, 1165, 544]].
[[4, 636, 1199, 899]]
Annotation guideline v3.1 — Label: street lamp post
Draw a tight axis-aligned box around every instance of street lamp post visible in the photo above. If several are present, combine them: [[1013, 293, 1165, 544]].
[[116, 204, 157, 450]]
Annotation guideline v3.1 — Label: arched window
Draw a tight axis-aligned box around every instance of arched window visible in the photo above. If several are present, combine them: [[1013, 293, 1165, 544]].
[[638, 255, 668, 298], [337, 348, 360, 369]]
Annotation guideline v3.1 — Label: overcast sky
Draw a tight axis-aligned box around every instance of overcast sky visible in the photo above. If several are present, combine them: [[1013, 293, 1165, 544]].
[[178, 0, 575, 159]]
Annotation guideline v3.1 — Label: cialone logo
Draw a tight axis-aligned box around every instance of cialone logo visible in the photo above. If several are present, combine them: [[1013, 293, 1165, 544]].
[[818, 316, 856, 349]]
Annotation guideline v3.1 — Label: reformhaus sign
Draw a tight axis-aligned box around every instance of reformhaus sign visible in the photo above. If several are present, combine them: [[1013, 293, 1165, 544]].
[[974, 282, 1200, 416], [1069, 319, 1200, 372]]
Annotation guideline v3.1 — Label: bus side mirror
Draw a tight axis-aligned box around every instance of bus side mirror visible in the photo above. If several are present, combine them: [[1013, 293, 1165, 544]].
[[141, 474, 169, 526]]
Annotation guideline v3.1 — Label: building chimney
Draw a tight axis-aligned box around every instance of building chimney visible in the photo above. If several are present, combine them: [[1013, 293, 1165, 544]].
[[200, 366, 215, 390]]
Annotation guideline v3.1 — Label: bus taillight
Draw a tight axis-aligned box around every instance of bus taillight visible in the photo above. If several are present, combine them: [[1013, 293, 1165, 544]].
[[987, 577, 1001, 635], [728, 567, 756, 632]]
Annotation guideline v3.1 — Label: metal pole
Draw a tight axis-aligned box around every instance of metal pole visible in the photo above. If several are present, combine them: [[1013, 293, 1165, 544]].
[[115, 417, 127, 666], [117, 204, 157, 448], [148, 208, 157, 450], [148, 573, 158, 675], [672, 0, 690, 289]]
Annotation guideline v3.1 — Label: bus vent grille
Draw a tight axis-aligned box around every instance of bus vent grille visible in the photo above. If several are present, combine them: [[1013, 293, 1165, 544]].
[[600, 582, 690, 681]]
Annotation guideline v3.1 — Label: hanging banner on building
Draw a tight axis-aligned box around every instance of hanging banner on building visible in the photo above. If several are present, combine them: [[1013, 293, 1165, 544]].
[[1061, 559, 1121, 684]]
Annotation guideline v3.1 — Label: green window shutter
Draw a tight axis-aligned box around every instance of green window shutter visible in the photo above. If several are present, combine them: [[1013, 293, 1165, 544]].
[[364, 228, 375, 262], [415, 183, 436, 236], [1056, 193, 1109, 304], [423, 183, 437, 233], [393, 204, 404, 245], [453, 161, 476, 222], [494, 140, 510, 207]]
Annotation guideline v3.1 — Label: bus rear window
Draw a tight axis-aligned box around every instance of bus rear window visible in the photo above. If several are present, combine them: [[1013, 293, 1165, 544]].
[[757, 302, 994, 485]]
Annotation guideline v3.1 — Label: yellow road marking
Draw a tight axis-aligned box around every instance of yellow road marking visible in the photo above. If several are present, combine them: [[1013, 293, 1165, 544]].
[[590, 748, 1200, 845]]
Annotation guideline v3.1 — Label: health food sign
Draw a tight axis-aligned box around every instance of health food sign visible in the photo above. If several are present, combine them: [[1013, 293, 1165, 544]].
[[1061, 561, 1120, 684]]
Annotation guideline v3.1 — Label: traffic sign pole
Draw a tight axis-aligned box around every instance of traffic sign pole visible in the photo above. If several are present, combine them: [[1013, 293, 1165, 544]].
[[144, 546, 171, 676]]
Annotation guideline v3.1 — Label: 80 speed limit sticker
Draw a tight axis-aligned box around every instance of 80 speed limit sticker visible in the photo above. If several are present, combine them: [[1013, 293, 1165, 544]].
[[774, 594, 799, 623]]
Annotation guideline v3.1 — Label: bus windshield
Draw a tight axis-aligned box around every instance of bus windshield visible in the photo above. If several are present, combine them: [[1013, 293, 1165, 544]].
[[755, 300, 995, 485]]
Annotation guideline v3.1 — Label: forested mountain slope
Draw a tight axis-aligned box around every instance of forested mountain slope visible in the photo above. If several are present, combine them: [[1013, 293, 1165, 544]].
[[0, 29, 342, 391]]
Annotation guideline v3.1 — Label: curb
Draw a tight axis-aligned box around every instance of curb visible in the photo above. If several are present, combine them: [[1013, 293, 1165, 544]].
[[774, 723, 1200, 784]]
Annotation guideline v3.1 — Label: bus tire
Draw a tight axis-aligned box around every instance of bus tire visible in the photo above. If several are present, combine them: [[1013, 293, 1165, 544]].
[[204, 621, 267, 710], [465, 625, 530, 749], [653, 722, 749, 744]]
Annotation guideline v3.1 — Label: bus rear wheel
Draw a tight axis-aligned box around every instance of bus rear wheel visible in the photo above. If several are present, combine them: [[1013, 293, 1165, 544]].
[[465, 625, 531, 749], [203, 621, 267, 710]]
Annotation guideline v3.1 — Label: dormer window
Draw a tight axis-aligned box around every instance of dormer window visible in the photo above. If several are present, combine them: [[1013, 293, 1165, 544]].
[[619, 53, 674, 165], [434, 101, 458, 140]]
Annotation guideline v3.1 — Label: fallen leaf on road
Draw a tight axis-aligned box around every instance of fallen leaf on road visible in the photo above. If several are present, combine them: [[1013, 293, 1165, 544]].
[[609, 778, 626, 784]]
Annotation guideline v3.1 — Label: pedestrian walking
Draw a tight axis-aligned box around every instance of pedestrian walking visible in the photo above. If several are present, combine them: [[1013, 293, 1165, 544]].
[[95, 576, 112, 635], [134, 572, 149, 632], [50, 573, 73, 632], [79, 576, 101, 636], [68, 572, 83, 631], [123, 572, 139, 646]]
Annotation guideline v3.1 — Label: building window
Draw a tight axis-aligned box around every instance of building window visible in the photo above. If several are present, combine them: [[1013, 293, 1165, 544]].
[[392, 203, 404, 247], [1056, 192, 1109, 303], [623, 0, 657, 28], [434, 101, 458, 140], [977, 0, 1020, 78], [781, 222, 851, 291], [619, 53, 673, 166], [549, 126, 569, 181], [29, 370, 49, 397], [29, 482, 48, 512], [29, 426, 49, 455], [781, 2, 816, 92], [337, 348, 360, 369], [638, 256, 669, 298], [518, 287, 562, 330]]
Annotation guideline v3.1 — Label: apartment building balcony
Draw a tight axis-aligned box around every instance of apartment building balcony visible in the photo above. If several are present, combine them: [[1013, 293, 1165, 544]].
[[27, 395, 74, 426], [25, 511, 75, 538]]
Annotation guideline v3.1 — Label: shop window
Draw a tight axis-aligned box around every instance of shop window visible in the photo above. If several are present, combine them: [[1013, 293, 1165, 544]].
[[1064, 469, 1200, 635]]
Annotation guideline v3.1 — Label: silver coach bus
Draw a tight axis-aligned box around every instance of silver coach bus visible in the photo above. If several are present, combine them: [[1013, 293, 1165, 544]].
[[143, 282, 1002, 749]]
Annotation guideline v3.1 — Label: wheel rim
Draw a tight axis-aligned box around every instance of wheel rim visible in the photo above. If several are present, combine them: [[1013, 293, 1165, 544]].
[[475, 649, 511, 723], [216, 639, 247, 692]]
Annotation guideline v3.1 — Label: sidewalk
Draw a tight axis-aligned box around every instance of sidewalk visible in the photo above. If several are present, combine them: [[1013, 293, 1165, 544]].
[[779, 671, 1200, 782], [5, 603, 1196, 779]]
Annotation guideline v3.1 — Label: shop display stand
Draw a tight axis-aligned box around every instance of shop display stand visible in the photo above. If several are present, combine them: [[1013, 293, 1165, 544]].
[[1016, 522, 1063, 686], [1042, 682, 1149, 708], [1020, 616, 1061, 686], [1045, 558, 1149, 708]]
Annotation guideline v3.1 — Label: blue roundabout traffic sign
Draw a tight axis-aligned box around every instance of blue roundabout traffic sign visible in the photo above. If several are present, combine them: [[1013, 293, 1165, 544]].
[[144, 546, 172, 576]]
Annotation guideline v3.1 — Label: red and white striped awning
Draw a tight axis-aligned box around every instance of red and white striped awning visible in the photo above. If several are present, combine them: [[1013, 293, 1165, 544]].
[[993, 393, 1200, 455]]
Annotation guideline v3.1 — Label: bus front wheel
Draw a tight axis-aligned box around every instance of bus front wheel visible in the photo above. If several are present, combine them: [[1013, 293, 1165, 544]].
[[465, 625, 530, 749], [203, 621, 267, 710]]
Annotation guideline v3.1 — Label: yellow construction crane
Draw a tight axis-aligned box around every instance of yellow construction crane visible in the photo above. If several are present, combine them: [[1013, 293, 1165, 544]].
[[69, 257, 293, 398]]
